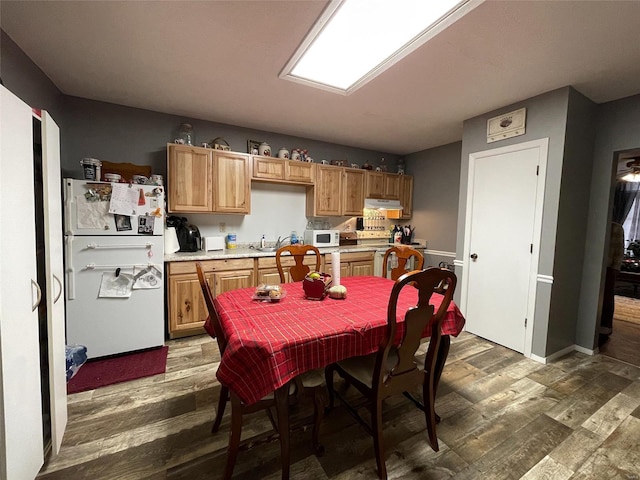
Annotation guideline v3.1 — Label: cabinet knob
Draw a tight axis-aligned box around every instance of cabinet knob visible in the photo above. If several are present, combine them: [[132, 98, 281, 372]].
[[470, 253, 478, 260]]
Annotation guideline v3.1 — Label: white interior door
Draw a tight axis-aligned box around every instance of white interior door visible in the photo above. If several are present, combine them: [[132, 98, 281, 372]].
[[42, 111, 67, 456], [0, 86, 44, 478], [462, 139, 548, 354]]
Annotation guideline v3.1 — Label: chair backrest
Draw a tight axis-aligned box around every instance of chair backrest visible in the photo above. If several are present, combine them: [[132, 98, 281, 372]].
[[275, 244, 322, 282], [382, 246, 425, 281], [373, 267, 457, 394], [196, 262, 228, 354]]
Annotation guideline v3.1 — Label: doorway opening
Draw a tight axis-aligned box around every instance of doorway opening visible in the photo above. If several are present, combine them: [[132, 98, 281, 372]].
[[600, 147, 640, 367]]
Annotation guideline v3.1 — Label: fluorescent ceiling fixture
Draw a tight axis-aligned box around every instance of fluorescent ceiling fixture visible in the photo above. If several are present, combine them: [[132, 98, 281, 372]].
[[281, 0, 482, 94]]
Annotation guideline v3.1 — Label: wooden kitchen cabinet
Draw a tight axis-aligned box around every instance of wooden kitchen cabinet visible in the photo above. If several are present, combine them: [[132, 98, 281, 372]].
[[167, 259, 254, 338], [307, 165, 365, 217], [365, 171, 400, 200], [384, 173, 401, 200], [167, 144, 250, 214], [252, 156, 315, 185], [342, 168, 365, 216], [324, 251, 374, 277], [213, 150, 251, 214], [400, 174, 414, 219], [365, 171, 385, 198], [307, 164, 343, 216], [167, 144, 213, 212]]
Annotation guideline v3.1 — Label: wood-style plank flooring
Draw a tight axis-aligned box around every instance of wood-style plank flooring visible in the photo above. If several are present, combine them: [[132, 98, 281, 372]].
[[37, 332, 640, 479]]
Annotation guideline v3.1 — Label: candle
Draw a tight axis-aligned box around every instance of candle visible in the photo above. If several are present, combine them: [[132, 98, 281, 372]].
[[331, 251, 341, 286]]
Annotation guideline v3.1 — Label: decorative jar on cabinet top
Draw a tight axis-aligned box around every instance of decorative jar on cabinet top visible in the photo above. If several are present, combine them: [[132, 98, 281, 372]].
[[258, 142, 271, 156], [177, 123, 194, 146], [277, 147, 289, 159]]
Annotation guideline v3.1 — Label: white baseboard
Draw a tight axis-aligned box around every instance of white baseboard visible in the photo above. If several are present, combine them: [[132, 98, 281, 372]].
[[424, 249, 456, 258], [529, 344, 597, 364]]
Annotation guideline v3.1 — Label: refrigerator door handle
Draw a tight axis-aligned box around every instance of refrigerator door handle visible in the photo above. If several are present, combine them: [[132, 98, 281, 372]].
[[87, 242, 153, 249], [31, 279, 42, 312], [66, 234, 76, 300]]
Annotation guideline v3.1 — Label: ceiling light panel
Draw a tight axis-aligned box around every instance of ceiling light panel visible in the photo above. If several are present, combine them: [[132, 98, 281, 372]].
[[281, 0, 482, 94]]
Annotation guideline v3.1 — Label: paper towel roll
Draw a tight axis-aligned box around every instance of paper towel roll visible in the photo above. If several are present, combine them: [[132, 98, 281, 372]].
[[164, 227, 180, 253], [331, 251, 341, 286]]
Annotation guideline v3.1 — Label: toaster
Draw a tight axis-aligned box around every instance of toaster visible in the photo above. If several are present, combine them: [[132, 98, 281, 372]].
[[202, 236, 225, 251]]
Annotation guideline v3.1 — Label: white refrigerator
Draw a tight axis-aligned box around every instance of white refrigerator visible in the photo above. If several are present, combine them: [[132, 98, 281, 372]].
[[64, 178, 165, 358]]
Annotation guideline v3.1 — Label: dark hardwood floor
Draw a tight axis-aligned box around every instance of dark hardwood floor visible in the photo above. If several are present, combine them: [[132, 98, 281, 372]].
[[601, 284, 640, 368], [38, 332, 640, 479]]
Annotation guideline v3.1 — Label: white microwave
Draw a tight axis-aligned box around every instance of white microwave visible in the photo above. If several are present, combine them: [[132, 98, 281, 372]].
[[303, 229, 340, 248]]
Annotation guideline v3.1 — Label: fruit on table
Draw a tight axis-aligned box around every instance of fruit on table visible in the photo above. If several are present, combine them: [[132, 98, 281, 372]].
[[309, 272, 321, 280], [328, 285, 347, 299]]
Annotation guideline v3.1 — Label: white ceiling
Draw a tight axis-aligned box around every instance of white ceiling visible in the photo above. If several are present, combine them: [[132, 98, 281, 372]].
[[2, 1, 640, 155]]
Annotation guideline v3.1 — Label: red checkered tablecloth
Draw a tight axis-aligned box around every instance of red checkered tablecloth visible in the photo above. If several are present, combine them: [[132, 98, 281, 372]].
[[214, 276, 465, 405]]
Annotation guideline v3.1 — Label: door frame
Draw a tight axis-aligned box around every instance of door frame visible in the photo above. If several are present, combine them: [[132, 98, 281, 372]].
[[461, 138, 549, 358]]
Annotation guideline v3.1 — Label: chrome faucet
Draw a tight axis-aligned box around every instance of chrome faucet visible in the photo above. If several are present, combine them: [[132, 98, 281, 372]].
[[275, 235, 291, 249]]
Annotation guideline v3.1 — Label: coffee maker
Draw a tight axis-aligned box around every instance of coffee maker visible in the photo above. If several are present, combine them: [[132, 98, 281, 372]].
[[167, 216, 201, 252]]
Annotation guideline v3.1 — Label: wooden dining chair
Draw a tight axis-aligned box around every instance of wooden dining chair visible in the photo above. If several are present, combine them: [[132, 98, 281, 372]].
[[382, 245, 424, 281], [196, 262, 326, 479], [276, 244, 321, 282], [325, 267, 457, 480]]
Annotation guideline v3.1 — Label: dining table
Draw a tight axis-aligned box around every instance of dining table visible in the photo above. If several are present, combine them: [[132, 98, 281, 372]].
[[211, 275, 465, 478]]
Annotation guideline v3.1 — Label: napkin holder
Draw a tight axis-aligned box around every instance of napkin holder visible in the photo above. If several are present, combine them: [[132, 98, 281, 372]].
[[303, 273, 332, 300]]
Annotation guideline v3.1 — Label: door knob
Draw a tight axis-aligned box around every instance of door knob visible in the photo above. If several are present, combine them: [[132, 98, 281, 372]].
[[470, 253, 478, 260]]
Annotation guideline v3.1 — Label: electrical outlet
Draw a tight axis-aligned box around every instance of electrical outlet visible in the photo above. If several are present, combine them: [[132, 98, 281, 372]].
[[219, 222, 226, 232]]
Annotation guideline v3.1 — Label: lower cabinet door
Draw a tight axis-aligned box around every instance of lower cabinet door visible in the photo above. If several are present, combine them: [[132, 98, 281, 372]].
[[168, 274, 209, 338], [213, 270, 255, 295]]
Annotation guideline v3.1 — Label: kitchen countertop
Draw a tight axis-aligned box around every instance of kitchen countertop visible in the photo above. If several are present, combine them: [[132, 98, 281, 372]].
[[164, 244, 394, 262], [164, 241, 427, 262]]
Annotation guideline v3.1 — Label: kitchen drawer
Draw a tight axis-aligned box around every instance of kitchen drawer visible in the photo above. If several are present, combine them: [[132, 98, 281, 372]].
[[324, 251, 374, 264], [168, 258, 254, 275], [257, 254, 319, 269]]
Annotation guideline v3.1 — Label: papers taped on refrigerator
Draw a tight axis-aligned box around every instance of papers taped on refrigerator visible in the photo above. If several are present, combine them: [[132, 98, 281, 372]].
[[133, 265, 162, 289], [98, 271, 134, 298]]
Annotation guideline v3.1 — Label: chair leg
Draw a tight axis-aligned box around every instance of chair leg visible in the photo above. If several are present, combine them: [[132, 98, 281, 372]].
[[223, 395, 243, 480], [275, 384, 291, 480], [311, 386, 327, 456], [212, 385, 229, 433], [372, 399, 387, 480], [325, 365, 335, 411], [423, 373, 439, 452]]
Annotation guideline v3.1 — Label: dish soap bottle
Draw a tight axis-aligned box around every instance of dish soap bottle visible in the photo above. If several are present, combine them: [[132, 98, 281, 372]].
[[260, 234, 266, 249]]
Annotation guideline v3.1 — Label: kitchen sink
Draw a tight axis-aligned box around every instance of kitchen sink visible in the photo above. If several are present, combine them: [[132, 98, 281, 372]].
[[257, 247, 277, 252]]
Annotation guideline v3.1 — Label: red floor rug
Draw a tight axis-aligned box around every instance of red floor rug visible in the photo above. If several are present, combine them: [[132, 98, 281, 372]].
[[67, 346, 169, 394]]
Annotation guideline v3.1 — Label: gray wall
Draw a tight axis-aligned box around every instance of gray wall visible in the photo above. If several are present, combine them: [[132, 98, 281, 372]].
[[61, 96, 403, 181], [577, 94, 640, 349], [1, 28, 401, 184], [546, 89, 597, 354], [406, 141, 461, 253], [0, 30, 64, 121], [457, 87, 572, 357]]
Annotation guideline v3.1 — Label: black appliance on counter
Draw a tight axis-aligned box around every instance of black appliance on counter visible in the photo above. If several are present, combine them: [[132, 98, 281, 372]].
[[356, 217, 364, 231], [167, 216, 201, 252]]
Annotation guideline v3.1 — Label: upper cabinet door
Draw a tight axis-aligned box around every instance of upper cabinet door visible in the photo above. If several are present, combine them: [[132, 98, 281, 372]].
[[167, 144, 213, 212], [383, 174, 400, 200], [343, 169, 365, 216], [365, 171, 385, 198], [400, 175, 413, 219], [309, 165, 342, 216], [0, 85, 44, 480], [213, 151, 250, 214], [41, 111, 67, 456]]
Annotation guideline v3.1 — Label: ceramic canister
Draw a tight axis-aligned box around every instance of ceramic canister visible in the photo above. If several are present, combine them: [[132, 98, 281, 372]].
[[258, 142, 271, 156], [80, 158, 102, 181], [277, 147, 289, 159]]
